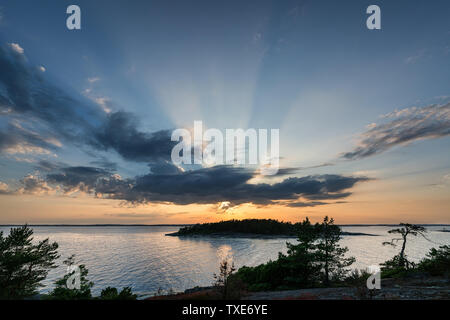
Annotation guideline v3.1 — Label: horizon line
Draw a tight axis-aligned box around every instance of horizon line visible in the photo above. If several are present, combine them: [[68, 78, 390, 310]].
[[1, 223, 449, 227]]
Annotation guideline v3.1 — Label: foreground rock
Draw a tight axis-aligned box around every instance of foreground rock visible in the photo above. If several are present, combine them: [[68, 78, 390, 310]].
[[244, 277, 450, 300], [148, 276, 449, 300]]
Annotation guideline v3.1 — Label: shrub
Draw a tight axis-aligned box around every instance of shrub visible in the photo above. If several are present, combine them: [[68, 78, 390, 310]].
[[100, 286, 137, 300], [47, 255, 93, 300], [213, 259, 236, 299], [418, 245, 450, 276]]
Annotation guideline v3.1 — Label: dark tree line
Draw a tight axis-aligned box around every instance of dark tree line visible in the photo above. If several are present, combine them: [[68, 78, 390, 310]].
[[176, 219, 299, 236]]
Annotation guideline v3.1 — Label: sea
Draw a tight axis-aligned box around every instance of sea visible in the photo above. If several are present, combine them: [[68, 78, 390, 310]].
[[0, 225, 448, 298]]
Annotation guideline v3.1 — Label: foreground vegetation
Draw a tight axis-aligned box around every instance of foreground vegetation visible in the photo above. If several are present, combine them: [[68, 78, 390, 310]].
[[1, 220, 448, 300], [0, 225, 136, 300], [214, 220, 449, 298], [229, 217, 356, 292]]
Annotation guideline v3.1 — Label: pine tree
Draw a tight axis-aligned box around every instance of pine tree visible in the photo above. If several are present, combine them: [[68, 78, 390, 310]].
[[315, 216, 355, 286], [282, 217, 321, 286], [382, 223, 427, 269], [0, 225, 59, 299]]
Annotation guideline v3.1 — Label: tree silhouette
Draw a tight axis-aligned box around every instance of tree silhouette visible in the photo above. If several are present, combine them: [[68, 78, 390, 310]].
[[213, 259, 236, 299], [315, 216, 355, 286], [0, 225, 59, 299], [234, 216, 355, 289], [382, 223, 427, 269], [281, 217, 322, 286]]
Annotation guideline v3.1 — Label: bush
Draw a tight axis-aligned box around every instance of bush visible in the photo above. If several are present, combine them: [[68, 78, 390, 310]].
[[213, 259, 237, 299], [100, 286, 137, 300], [46, 255, 93, 300], [235, 259, 289, 291], [224, 274, 246, 299], [418, 245, 450, 276], [380, 254, 413, 278], [344, 269, 372, 287]]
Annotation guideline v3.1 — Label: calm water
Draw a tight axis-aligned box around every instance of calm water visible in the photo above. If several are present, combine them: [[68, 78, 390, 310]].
[[1, 225, 449, 298]]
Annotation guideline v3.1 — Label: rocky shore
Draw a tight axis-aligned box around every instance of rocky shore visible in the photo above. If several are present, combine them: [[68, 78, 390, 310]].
[[148, 276, 450, 300]]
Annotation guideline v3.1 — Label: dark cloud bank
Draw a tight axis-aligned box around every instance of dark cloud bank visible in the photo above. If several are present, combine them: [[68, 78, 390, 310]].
[[31, 162, 369, 207]]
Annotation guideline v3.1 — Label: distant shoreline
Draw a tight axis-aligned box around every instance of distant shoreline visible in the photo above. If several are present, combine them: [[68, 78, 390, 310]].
[[1, 224, 449, 227], [0, 224, 190, 227]]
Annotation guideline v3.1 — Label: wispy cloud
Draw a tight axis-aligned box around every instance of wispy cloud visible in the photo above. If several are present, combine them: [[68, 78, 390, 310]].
[[342, 103, 450, 160], [94, 97, 112, 113], [87, 77, 100, 83], [404, 49, 427, 64], [8, 43, 24, 55]]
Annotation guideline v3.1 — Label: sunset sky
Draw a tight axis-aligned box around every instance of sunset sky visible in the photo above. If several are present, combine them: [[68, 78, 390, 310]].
[[0, 0, 449, 224]]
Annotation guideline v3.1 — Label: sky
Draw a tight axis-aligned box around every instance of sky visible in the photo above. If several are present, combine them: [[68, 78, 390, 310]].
[[0, 0, 449, 224]]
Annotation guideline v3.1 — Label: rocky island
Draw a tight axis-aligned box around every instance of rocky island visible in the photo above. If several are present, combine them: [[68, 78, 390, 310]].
[[165, 219, 377, 237]]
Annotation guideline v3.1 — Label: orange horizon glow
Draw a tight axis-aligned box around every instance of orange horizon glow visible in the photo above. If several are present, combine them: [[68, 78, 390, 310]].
[[1, 175, 449, 225]]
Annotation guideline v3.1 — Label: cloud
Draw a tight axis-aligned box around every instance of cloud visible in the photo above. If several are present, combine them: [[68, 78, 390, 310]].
[[444, 174, 450, 182], [218, 201, 232, 211], [0, 122, 60, 155], [0, 41, 371, 208], [87, 77, 100, 83], [284, 201, 328, 207], [342, 103, 450, 160], [90, 165, 369, 206], [46, 166, 112, 194], [0, 181, 11, 195], [92, 111, 177, 163], [89, 157, 118, 171], [0, 43, 102, 145], [0, 43, 177, 164], [17, 174, 55, 195], [9, 43, 24, 54], [3, 162, 369, 207], [404, 50, 427, 64], [428, 173, 450, 189], [94, 97, 112, 113], [104, 211, 189, 219]]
